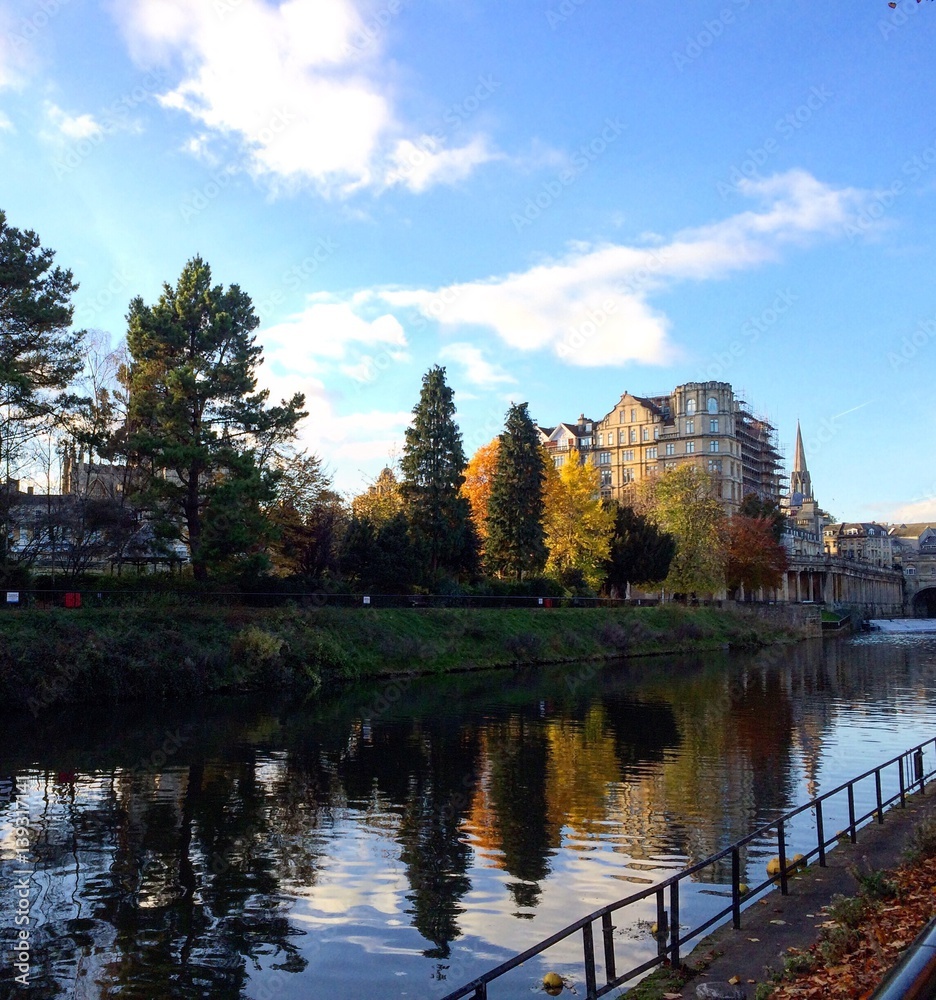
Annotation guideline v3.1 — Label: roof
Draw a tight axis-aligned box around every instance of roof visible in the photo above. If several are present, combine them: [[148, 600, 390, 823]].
[[889, 523, 936, 538]]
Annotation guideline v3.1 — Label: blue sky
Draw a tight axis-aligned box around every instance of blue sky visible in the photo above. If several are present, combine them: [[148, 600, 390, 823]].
[[1, 0, 934, 521]]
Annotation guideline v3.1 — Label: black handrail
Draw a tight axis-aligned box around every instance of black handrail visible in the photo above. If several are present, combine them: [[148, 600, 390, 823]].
[[441, 736, 936, 1000]]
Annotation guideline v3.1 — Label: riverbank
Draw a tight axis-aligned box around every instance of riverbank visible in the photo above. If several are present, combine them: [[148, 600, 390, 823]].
[[0, 603, 811, 714]]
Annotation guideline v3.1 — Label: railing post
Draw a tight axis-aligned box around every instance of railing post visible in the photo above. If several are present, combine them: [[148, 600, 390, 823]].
[[731, 847, 741, 929], [816, 799, 826, 867], [777, 819, 789, 896], [847, 783, 857, 843], [915, 749, 925, 794], [583, 921, 597, 1000], [876, 769, 884, 824], [601, 912, 616, 984], [656, 889, 668, 961], [900, 757, 907, 808], [669, 881, 681, 970]]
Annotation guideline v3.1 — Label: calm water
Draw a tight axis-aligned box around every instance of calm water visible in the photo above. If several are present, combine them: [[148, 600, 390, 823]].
[[2, 633, 936, 999]]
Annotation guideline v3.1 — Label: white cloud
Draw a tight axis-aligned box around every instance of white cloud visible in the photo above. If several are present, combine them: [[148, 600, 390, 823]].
[[439, 342, 515, 388], [377, 171, 868, 367], [384, 134, 501, 193], [44, 102, 104, 140], [876, 498, 936, 524], [0, 111, 13, 131], [112, 0, 497, 195], [261, 297, 407, 374]]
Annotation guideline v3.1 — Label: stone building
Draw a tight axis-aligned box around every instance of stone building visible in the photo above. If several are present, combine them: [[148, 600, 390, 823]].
[[536, 416, 597, 469], [780, 422, 828, 557], [822, 523, 894, 568], [889, 524, 936, 616], [585, 381, 782, 510]]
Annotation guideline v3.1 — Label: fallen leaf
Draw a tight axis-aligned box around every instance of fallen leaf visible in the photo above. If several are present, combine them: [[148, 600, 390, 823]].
[[728, 975, 740, 985], [770, 919, 787, 925], [748, 937, 760, 942]]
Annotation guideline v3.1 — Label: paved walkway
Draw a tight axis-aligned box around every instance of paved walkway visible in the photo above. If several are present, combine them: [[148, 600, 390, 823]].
[[673, 780, 936, 998]]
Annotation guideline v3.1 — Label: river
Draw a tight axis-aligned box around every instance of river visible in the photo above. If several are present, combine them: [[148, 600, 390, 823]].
[[1, 632, 935, 999]]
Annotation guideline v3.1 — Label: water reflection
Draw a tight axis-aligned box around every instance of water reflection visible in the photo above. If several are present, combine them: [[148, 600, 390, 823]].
[[1, 635, 934, 998]]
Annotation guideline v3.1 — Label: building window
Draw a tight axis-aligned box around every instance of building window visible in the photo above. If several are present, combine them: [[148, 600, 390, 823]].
[[623, 449, 634, 461], [685, 419, 694, 434], [710, 440, 719, 452], [654, 427, 660, 440], [708, 459, 722, 474], [707, 397, 718, 414], [619, 430, 626, 445], [686, 398, 697, 416], [597, 433, 602, 446], [580, 438, 591, 449], [619, 410, 625, 422], [646, 446, 658, 459], [554, 456, 564, 468], [665, 443, 675, 456], [686, 441, 695, 454], [598, 451, 611, 465], [630, 408, 636, 422], [710, 418, 718, 433], [600, 469, 612, 487], [641, 427, 649, 441], [630, 428, 637, 444]]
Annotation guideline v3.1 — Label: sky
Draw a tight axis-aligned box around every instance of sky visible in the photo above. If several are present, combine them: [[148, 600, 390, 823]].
[[1, 0, 934, 522]]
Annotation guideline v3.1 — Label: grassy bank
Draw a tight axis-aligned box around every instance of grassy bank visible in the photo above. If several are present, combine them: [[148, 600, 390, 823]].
[[0, 603, 808, 714]]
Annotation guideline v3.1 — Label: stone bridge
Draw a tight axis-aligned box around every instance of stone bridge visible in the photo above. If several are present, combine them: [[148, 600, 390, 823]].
[[780, 555, 906, 618], [904, 574, 936, 616]]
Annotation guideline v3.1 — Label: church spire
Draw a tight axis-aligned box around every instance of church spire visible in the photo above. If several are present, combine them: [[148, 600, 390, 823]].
[[790, 421, 812, 500]]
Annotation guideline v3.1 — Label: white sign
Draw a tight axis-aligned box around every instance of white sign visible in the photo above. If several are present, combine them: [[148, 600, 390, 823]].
[[363, 596, 371, 605], [6, 592, 19, 604]]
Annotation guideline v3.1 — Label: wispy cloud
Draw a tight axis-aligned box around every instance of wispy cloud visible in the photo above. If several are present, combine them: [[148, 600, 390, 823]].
[[373, 171, 869, 367], [44, 101, 104, 140], [111, 0, 498, 196], [439, 342, 516, 388]]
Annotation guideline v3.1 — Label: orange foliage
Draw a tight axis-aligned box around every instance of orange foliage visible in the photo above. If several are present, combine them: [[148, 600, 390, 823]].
[[461, 438, 500, 541]]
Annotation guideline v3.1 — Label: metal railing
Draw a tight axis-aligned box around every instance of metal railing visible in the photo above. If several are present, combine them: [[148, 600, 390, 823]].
[[441, 737, 936, 1000]]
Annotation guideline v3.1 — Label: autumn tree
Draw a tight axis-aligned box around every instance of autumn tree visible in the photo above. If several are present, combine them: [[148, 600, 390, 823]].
[[725, 514, 788, 599], [641, 465, 725, 596], [400, 366, 477, 579], [352, 466, 403, 526], [542, 448, 614, 590], [461, 438, 499, 549], [603, 502, 676, 596], [485, 403, 547, 581], [124, 256, 306, 580], [738, 493, 786, 543]]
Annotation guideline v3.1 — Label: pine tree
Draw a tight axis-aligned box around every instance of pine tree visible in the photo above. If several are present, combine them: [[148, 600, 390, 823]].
[[399, 366, 476, 579], [603, 502, 676, 595], [485, 403, 547, 581], [124, 256, 306, 580]]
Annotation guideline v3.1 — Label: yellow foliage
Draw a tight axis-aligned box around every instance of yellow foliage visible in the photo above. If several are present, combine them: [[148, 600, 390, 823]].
[[461, 438, 500, 542]]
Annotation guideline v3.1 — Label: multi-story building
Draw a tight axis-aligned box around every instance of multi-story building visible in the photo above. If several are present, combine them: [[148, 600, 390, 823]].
[[822, 523, 895, 568], [537, 415, 597, 469], [585, 381, 782, 510], [780, 422, 828, 556], [889, 524, 936, 615]]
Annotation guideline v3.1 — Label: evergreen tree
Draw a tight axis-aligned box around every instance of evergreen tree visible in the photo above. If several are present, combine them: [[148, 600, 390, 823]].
[[603, 502, 676, 595], [124, 257, 306, 580], [399, 366, 476, 579], [485, 403, 547, 581]]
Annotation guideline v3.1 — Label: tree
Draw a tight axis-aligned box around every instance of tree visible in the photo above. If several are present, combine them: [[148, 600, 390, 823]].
[[124, 256, 306, 580], [738, 493, 785, 543], [603, 502, 676, 596], [267, 452, 346, 580], [352, 466, 404, 526], [640, 465, 725, 596], [339, 512, 421, 592], [725, 514, 788, 599], [485, 403, 547, 581], [0, 210, 84, 570], [461, 438, 499, 549], [542, 448, 614, 590], [399, 366, 476, 579]]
